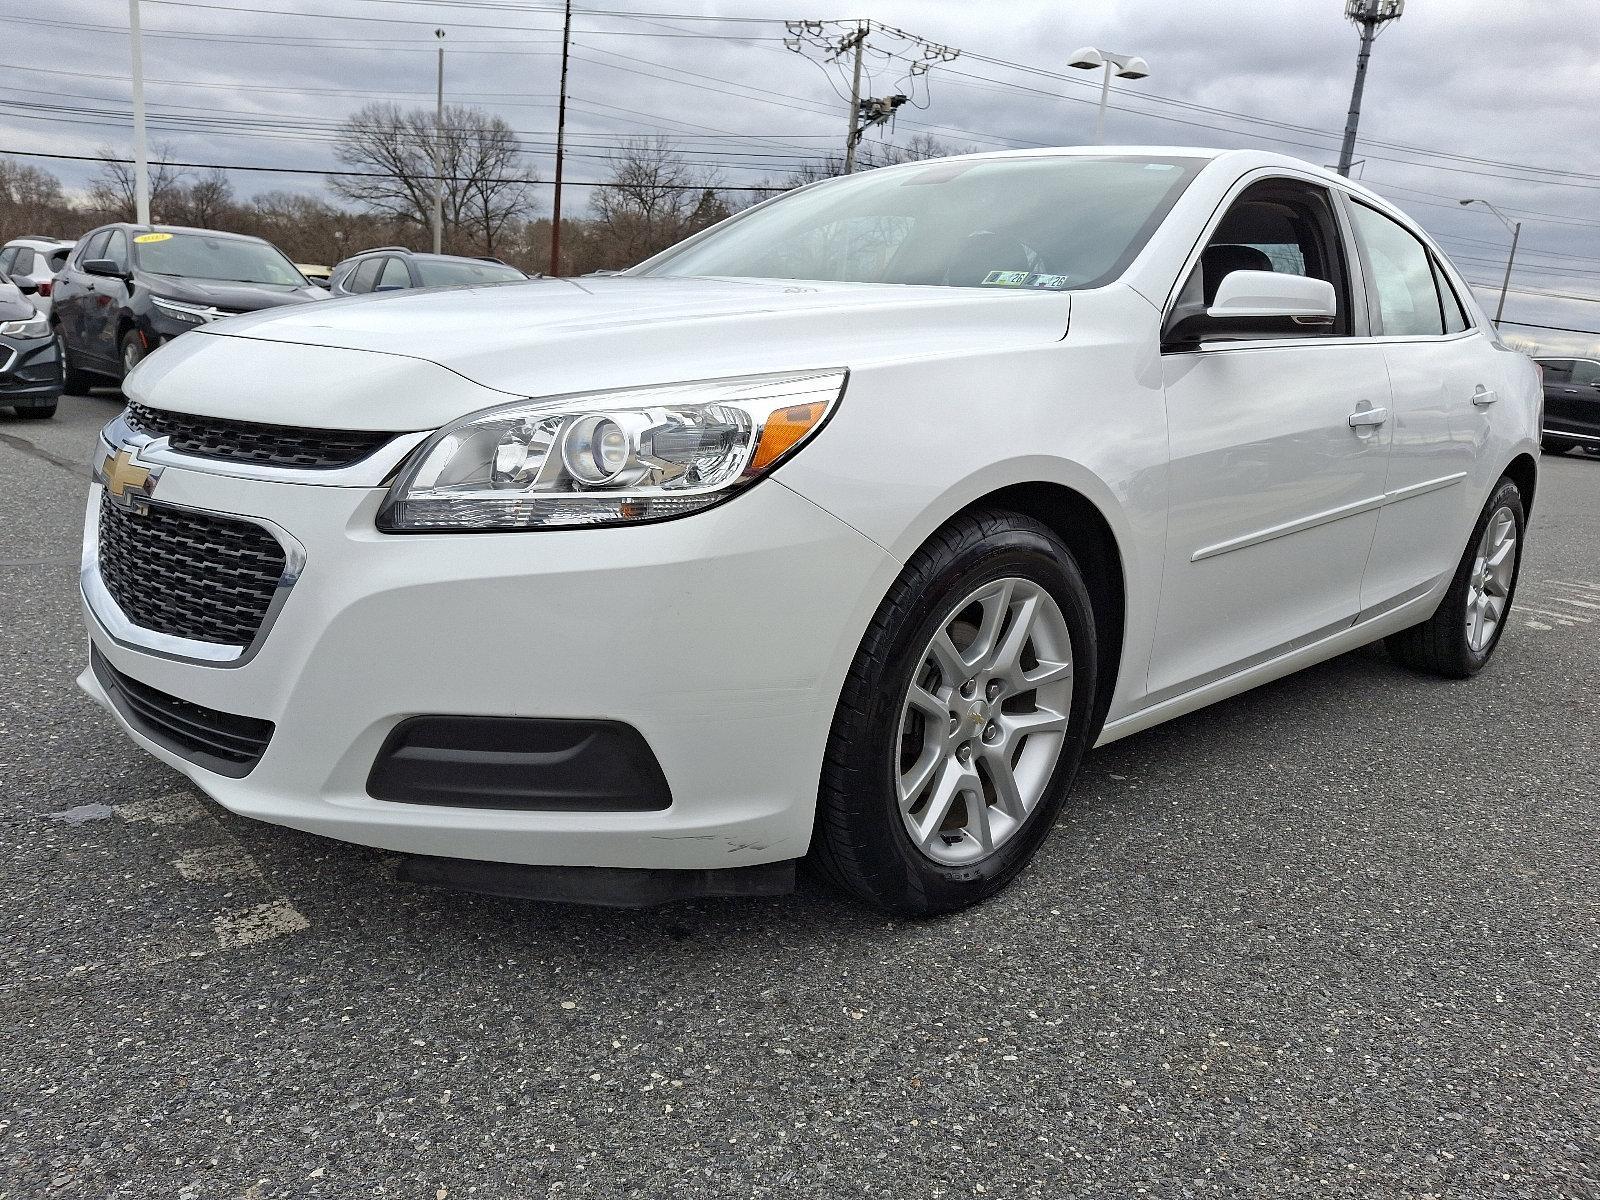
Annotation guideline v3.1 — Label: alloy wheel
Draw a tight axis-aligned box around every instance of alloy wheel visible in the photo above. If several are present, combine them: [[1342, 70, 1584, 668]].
[[895, 576, 1074, 866], [1465, 505, 1517, 653]]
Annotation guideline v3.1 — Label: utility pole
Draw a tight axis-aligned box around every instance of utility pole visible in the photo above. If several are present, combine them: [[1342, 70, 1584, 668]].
[[841, 24, 866, 174], [128, 0, 150, 225], [432, 28, 445, 255], [1337, 0, 1404, 177], [548, 0, 572, 275]]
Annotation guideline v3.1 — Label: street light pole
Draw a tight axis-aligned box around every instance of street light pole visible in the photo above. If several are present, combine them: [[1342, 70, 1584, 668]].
[[432, 29, 445, 256], [1337, 0, 1404, 177], [1066, 47, 1150, 146], [128, 0, 150, 224], [1460, 198, 1521, 325]]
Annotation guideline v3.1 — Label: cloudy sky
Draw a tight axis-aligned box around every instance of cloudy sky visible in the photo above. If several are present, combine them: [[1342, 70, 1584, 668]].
[[5, 0, 1598, 352]]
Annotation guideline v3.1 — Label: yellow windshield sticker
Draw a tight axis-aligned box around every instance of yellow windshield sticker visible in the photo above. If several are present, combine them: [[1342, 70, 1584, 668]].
[[133, 232, 172, 244]]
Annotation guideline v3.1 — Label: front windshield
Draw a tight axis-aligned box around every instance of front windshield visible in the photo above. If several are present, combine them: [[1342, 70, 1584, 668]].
[[415, 259, 525, 287], [133, 232, 305, 286], [637, 154, 1202, 290]]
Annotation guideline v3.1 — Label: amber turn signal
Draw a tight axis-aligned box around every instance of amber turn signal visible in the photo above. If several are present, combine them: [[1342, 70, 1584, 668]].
[[750, 401, 829, 473]]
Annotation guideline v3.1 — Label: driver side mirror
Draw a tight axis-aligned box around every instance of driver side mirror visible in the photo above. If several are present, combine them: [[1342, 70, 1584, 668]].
[[13, 277, 38, 295], [83, 258, 129, 280], [1164, 270, 1337, 349]]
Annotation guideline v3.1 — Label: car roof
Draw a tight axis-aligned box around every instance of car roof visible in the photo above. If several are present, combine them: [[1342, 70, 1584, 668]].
[[103, 222, 273, 244], [4, 236, 75, 249]]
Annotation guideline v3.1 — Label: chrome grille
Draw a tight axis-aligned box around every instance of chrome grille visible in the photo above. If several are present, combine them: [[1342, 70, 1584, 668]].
[[125, 402, 394, 470], [97, 494, 288, 647]]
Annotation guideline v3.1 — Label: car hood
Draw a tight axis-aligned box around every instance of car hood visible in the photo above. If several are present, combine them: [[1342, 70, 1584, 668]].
[[143, 274, 323, 313], [133, 275, 1071, 428]]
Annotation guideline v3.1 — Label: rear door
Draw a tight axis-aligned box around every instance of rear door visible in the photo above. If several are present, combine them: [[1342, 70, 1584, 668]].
[[54, 230, 111, 361], [1349, 201, 1510, 614], [1150, 174, 1394, 699], [1544, 358, 1600, 444]]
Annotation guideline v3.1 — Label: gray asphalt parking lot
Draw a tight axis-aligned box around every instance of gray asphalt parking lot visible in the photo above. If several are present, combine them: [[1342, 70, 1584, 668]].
[[2, 392, 1597, 1198]]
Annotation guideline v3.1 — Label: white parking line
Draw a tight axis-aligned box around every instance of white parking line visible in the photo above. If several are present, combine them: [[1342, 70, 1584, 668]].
[[173, 843, 263, 883], [213, 901, 310, 950], [113, 790, 211, 825]]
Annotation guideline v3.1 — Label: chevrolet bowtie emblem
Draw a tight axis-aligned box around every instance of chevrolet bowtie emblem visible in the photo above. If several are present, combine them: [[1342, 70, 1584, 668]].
[[100, 445, 160, 512]]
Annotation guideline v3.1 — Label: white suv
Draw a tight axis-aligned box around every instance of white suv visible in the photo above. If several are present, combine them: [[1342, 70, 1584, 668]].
[[0, 236, 75, 318], [79, 148, 1540, 915]]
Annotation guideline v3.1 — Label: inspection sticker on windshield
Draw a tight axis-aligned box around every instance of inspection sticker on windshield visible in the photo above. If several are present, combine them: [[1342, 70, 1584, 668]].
[[133, 233, 173, 244], [980, 270, 1071, 290]]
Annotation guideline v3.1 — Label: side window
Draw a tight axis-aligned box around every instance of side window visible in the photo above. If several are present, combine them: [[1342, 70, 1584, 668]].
[[1181, 179, 1351, 338], [347, 258, 382, 294], [1540, 360, 1572, 384], [1430, 254, 1470, 334], [1572, 361, 1600, 387], [78, 230, 112, 265], [12, 248, 35, 275], [104, 230, 130, 272], [376, 257, 411, 290], [0, 248, 15, 273], [47, 249, 70, 272], [1349, 203, 1445, 337]]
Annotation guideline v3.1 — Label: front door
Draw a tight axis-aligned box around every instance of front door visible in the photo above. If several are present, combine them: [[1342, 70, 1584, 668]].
[[1148, 176, 1394, 699]]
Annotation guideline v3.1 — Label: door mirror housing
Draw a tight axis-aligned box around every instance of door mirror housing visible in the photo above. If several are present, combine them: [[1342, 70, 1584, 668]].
[[1165, 270, 1338, 349], [12, 276, 38, 295], [82, 258, 129, 280]]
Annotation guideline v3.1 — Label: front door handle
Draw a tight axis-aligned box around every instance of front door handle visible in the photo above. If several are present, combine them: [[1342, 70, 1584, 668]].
[[1472, 386, 1499, 406], [1348, 406, 1389, 429]]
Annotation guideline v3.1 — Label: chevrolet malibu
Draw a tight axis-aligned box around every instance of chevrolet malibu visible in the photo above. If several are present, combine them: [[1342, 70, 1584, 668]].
[[80, 148, 1540, 916]]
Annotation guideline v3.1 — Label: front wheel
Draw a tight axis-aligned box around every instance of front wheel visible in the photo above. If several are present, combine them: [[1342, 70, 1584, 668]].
[[11, 401, 57, 420], [119, 331, 146, 382], [56, 329, 95, 395], [811, 510, 1098, 916], [1386, 477, 1525, 678]]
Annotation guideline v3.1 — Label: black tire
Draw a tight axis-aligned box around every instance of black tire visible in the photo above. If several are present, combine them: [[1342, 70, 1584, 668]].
[[1386, 477, 1525, 679], [1581, 445, 1600, 458], [55, 328, 95, 395], [119, 330, 146, 381], [810, 510, 1099, 916], [11, 401, 57, 419]]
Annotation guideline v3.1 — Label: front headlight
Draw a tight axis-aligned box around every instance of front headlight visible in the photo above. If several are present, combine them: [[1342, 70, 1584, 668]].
[[150, 296, 220, 325], [0, 315, 48, 339], [378, 369, 846, 532]]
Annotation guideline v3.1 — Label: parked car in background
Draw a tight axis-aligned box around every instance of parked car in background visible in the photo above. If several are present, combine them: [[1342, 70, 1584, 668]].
[[51, 224, 325, 390], [328, 247, 527, 296], [296, 263, 333, 287], [1536, 356, 1600, 455], [0, 272, 62, 418], [0, 235, 75, 318], [81, 148, 1541, 916]]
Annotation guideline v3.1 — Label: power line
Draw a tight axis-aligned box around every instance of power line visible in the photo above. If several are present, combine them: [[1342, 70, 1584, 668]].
[[0, 146, 787, 190]]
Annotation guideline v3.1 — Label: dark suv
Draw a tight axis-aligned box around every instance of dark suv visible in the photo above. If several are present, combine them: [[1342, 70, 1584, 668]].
[[0, 272, 62, 418], [51, 224, 325, 389], [1537, 357, 1600, 455], [328, 247, 527, 296]]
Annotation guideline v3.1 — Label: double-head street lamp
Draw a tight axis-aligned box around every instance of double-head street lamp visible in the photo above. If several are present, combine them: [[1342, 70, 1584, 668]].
[[1459, 197, 1521, 326], [1067, 47, 1150, 145]]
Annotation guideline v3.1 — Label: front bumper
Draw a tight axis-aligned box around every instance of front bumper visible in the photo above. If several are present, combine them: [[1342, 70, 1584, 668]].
[[0, 333, 62, 401], [79, 450, 897, 871]]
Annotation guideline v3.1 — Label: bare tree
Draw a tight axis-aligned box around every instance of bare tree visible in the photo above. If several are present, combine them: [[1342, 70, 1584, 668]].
[[0, 161, 66, 233], [588, 137, 726, 271], [331, 102, 535, 254], [785, 135, 965, 189], [177, 167, 235, 228], [87, 143, 189, 222]]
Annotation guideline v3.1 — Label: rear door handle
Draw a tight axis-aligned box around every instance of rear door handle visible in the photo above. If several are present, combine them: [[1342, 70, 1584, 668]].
[[1472, 386, 1499, 406], [1348, 406, 1389, 428]]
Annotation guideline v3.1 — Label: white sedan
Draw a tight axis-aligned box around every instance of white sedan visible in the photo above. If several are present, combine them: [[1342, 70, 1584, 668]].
[[80, 147, 1540, 915]]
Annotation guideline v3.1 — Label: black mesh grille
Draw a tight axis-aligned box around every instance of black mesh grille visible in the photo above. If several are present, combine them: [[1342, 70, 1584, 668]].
[[125, 402, 394, 470], [98, 494, 288, 647], [91, 647, 273, 777]]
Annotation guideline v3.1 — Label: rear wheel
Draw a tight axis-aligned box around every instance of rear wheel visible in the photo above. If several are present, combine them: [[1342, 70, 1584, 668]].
[[1386, 477, 1525, 678], [811, 510, 1098, 916]]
